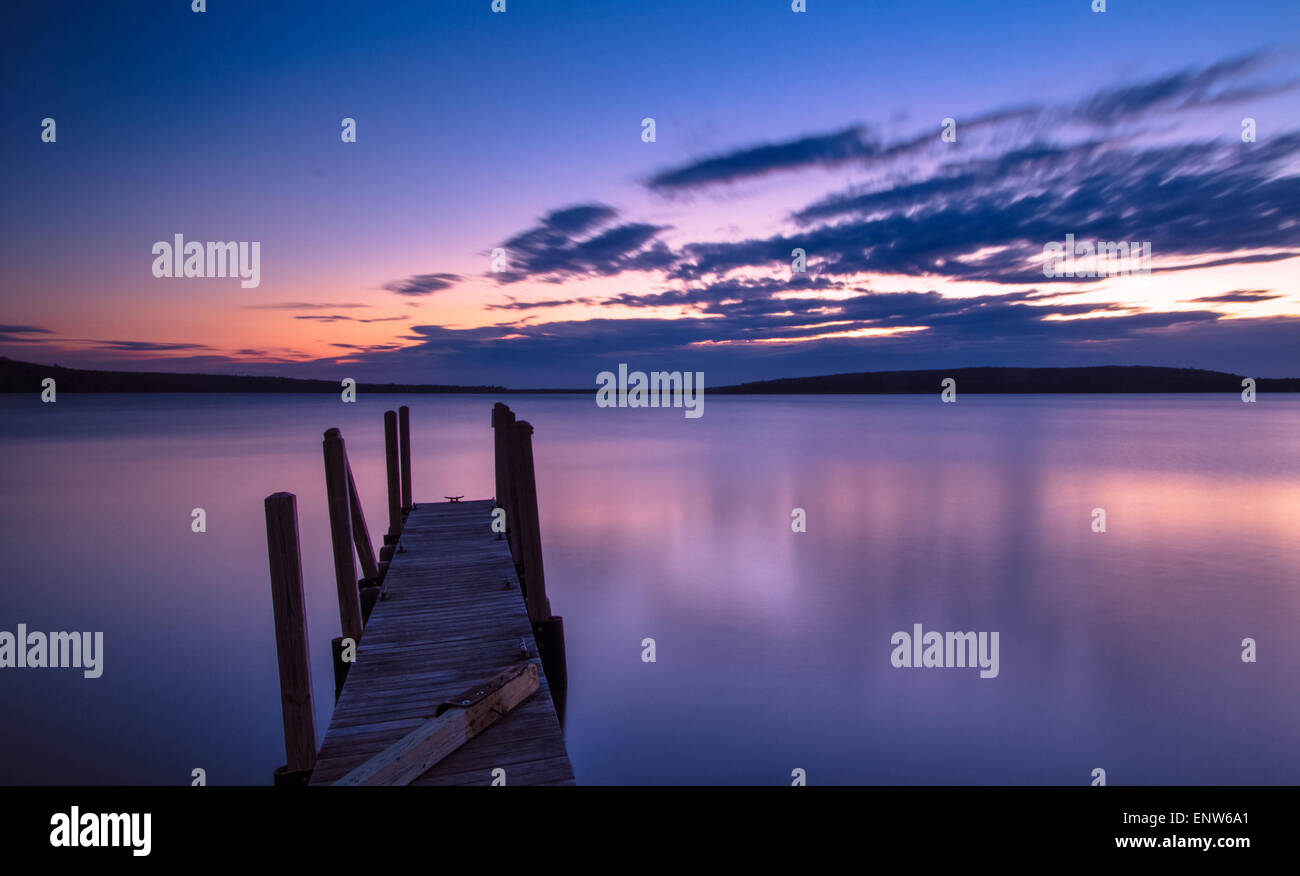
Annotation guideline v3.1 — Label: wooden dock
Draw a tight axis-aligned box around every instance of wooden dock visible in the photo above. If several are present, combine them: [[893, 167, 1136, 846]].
[[308, 500, 572, 785], [264, 404, 572, 787]]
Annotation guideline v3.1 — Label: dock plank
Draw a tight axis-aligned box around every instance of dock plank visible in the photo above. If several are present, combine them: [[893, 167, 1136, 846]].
[[309, 499, 573, 786]]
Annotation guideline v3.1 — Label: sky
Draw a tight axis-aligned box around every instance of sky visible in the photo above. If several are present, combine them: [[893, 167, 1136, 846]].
[[2, 0, 1299, 387]]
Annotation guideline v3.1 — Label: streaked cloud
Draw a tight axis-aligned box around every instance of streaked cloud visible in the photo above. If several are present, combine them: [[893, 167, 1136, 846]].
[[382, 273, 463, 296], [1189, 289, 1282, 302], [242, 302, 372, 310]]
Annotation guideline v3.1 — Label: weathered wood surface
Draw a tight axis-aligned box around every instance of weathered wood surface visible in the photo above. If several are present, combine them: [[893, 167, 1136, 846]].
[[334, 663, 539, 786], [310, 500, 573, 786]]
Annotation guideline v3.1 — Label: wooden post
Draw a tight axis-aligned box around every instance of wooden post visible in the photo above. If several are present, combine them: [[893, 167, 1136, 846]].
[[496, 407, 524, 567], [534, 614, 567, 706], [323, 429, 363, 645], [359, 585, 381, 623], [331, 636, 350, 703], [264, 492, 317, 785], [511, 420, 551, 622], [507, 419, 566, 697], [345, 459, 379, 583], [491, 403, 513, 512], [398, 405, 412, 515], [384, 410, 401, 541]]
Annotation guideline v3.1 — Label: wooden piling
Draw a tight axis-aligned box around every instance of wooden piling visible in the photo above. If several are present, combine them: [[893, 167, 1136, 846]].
[[330, 636, 352, 703], [534, 614, 567, 708], [511, 421, 550, 622], [264, 492, 317, 785], [323, 429, 363, 645], [360, 585, 381, 621], [384, 410, 402, 540], [495, 406, 524, 567], [399, 405, 412, 515], [509, 420, 566, 695], [491, 403, 513, 511]]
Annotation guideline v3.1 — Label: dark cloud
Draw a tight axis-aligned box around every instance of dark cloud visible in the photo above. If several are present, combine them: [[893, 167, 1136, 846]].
[[325, 54, 1300, 386], [301, 305, 1300, 388], [330, 342, 403, 352], [382, 57, 1299, 299], [486, 296, 598, 311], [243, 302, 371, 310], [541, 204, 619, 233], [600, 275, 847, 311], [1189, 290, 1282, 303], [1153, 252, 1300, 273], [294, 314, 411, 323], [494, 203, 674, 283], [644, 55, 1291, 198], [875, 106, 1044, 159], [382, 273, 463, 296], [792, 140, 1108, 224], [1075, 51, 1285, 123], [645, 109, 1044, 194], [462, 287, 1153, 352], [90, 340, 212, 352], [646, 127, 878, 191], [473, 127, 1300, 293], [672, 133, 1300, 284], [594, 285, 1137, 341], [0, 324, 53, 342]]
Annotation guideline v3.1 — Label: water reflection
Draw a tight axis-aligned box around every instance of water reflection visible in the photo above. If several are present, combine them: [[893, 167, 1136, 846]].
[[0, 393, 1297, 784]]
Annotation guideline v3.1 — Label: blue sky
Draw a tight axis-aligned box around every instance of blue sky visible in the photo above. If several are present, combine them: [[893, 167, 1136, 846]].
[[2, 0, 1299, 385]]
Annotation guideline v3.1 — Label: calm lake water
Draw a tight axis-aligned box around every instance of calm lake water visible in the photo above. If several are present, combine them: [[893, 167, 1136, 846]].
[[1, 393, 1297, 785]]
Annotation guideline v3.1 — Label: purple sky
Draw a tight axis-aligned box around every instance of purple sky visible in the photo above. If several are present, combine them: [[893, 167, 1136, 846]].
[[2, 0, 1299, 385]]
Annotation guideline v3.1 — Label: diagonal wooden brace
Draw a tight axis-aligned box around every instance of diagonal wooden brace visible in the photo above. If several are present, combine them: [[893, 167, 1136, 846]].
[[333, 662, 539, 786]]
